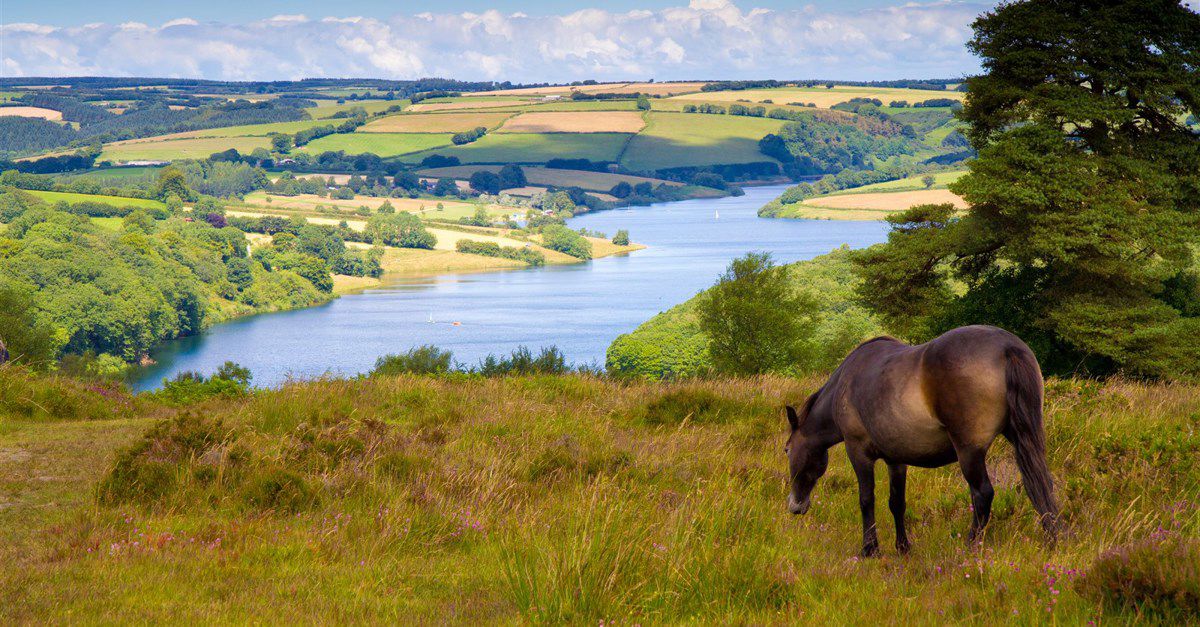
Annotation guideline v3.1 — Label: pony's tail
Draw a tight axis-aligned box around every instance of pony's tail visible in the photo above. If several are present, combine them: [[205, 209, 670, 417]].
[[1003, 346, 1059, 542]]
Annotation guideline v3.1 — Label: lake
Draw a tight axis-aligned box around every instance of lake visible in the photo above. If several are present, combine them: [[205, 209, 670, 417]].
[[131, 184, 889, 390]]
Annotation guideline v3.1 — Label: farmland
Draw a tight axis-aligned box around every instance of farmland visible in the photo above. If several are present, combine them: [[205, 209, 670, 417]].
[[417, 165, 686, 193], [404, 132, 633, 164], [100, 136, 272, 162], [406, 100, 528, 112], [23, 189, 166, 209], [619, 112, 786, 171], [468, 81, 708, 97], [297, 133, 456, 158], [672, 85, 966, 109], [359, 112, 513, 133], [0, 106, 63, 120], [497, 111, 647, 133]]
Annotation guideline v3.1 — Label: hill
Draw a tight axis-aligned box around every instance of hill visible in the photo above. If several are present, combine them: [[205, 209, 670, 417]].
[[1, 367, 1196, 622]]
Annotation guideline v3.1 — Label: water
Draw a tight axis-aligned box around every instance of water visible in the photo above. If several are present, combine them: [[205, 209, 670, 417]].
[[131, 185, 888, 390]]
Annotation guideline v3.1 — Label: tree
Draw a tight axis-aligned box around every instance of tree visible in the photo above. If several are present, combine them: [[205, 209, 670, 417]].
[[541, 225, 592, 259], [469, 170, 501, 194], [377, 200, 395, 214], [498, 164, 527, 190], [636, 95, 651, 111], [921, 174, 936, 189], [122, 210, 156, 234], [853, 0, 1200, 377], [611, 229, 630, 246], [433, 178, 459, 196], [609, 181, 632, 198], [0, 282, 61, 367], [271, 133, 293, 153], [152, 166, 193, 202], [696, 252, 818, 375], [365, 213, 436, 249]]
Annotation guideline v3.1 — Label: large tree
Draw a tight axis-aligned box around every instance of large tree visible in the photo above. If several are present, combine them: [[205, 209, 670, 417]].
[[854, 0, 1200, 377]]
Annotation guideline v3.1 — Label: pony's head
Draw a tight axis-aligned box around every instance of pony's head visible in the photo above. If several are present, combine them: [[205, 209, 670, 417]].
[[784, 394, 830, 515]]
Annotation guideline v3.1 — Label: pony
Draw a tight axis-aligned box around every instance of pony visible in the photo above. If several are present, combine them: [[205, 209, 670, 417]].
[[784, 325, 1058, 556]]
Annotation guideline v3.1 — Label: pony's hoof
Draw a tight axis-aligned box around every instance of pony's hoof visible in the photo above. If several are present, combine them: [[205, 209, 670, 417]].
[[860, 545, 881, 558], [896, 540, 911, 555]]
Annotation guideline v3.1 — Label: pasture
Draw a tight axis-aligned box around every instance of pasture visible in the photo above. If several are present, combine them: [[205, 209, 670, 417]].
[[619, 112, 786, 171], [358, 112, 513, 133], [297, 133, 455, 158], [1, 372, 1195, 622], [100, 136, 272, 162], [406, 100, 528, 112], [306, 99, 404, 119], [167, 119, 343, 139], [671, 86, 966, 109], [403, 132, 633, 164], [417, 165, 684, 192], [23, 189, 166, 209], [469, 81, 708, 97], [0, 106, 63, 121], [804, 189, 967, 211], [828, 170, 967, 194], [497, 111, 647, 134]]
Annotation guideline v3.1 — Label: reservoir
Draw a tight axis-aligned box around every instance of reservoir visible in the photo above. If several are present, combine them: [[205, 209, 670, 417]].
[[131, 184, 888, 390]]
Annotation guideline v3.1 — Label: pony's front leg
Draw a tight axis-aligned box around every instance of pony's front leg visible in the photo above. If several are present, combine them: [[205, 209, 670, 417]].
[[848, 448, 879, 557]]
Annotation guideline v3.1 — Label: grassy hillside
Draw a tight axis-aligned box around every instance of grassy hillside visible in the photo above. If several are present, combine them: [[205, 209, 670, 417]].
[[619, 112, 785, 171], [404, 132, 633, 164], [297, 133, 456, 158], [100, 136, 272, 162], [23, 189, 166, 209], [1, 367, 1197, 622]]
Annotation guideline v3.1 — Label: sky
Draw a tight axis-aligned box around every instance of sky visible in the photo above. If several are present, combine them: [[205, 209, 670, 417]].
[[0, 0, 999, 82]]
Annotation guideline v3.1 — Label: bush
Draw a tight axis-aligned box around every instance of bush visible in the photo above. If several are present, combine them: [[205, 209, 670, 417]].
[[469, 170, 502, 194], [611, 229, 629, 246], [477, 346, 569, 376], [541, 224, 592, 260], [372, 346, 455, 376], [1079, 535, 1200, 618], [151, 362, 253, 406], [456, 239, 545, 266]]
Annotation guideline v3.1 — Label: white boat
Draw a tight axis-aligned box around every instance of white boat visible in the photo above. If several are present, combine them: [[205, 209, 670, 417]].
[[714, 210, 720, 219]]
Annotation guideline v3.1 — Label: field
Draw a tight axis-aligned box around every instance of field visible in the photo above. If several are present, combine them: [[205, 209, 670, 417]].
[[24, 189, 166, 209], [804, 189, 967, 211], [358, 112, 513, 133], [100, 136, 272, 162], [376, 247, 526, 275], [407, 100, 528, 112], [403, 133, 633, 164], [2, 370, 1197, 622], [417, 165, 684, 193], [619, 112, 786, 171], [484, 100, 641, 113], [829, 170, 967, 194], [497, 111, 647, 134], [0, 106, 63, 120], [167, 119, 344, 139], [238, 191, 508, 221], [306, 99, 404, 119], [672, 86, 966, 109], [469, 81, 708, 97], [297, 133, 455, 158]]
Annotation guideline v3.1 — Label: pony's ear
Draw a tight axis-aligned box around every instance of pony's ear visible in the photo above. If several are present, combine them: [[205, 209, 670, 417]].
[[786, 405, 800, 431]]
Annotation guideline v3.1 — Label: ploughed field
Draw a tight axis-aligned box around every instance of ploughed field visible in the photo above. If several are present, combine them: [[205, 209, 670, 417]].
[[1, 370, 1196, 622]]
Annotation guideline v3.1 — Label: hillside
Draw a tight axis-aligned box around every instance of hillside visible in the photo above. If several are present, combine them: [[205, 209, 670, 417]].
[[1, 367, 1197, 622]]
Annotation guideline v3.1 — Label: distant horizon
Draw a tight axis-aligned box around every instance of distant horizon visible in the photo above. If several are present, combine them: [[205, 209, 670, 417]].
[[2, 0, 992, 82]]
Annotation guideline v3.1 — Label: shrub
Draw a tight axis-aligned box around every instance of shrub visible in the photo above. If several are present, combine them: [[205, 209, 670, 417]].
[[628, 387, 748, 426], [611, 229, 629, 246], [477, 346, 570, 376], [541, 225, 592, 260], [372, 346, 455, 376], [151, 362, 253, 406], [1079, 535, 1200, 618], [456, 239, 545, 266]]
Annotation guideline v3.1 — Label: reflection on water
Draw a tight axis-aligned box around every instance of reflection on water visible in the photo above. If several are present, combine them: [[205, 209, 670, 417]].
[[132, 185, 888, 390]]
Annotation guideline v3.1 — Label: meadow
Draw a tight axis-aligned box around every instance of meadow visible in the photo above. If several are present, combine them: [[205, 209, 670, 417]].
[[23, 189, 166, 209], [417, 165, 685, 193], [100, 136, 272, 162], [497, 111, 647, 134], [673, 86, 966, 109], [619, 112, 786, 171], [306, 99, 406, 119], [358, 112, 513, 133], [297, 133, 456, 158], [1, 369, 1196, 623], [403, 132, 633, 164]]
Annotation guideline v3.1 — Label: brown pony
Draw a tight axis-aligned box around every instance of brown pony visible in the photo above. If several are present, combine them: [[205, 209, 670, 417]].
[[784, 325, 1058, 557]]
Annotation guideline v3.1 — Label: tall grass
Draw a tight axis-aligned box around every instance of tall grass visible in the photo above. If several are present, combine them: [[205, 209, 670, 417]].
[[2, 373, 1198, 622]]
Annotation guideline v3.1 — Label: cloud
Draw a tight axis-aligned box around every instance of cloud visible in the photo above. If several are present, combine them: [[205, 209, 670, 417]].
[[0, 0, 989, 81]]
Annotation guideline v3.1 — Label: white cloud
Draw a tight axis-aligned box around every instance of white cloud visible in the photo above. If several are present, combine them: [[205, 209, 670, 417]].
[[0, 1, 990, 81]]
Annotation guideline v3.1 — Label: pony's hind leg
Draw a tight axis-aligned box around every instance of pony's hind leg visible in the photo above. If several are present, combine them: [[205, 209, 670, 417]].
[[956, 446, 994, 544], [888, 463, 910, 554]]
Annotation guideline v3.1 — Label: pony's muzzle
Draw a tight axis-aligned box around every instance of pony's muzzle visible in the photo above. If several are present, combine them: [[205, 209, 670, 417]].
[[788, 492, 810, 515]]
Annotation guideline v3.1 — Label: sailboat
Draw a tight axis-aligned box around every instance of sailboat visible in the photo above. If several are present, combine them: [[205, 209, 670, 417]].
[[427, 312, 435, 324], [714, 209, 720, 219]]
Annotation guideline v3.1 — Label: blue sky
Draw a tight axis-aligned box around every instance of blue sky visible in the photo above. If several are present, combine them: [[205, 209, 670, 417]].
[[2, 1, 996, 81]]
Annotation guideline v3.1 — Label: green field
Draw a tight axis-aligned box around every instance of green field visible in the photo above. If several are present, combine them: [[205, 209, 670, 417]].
[[306, 99, 406, 119], [178, 119, 343, 138], [100, 137, 272, 162], [24, 189, 166, 209], [619, 112, 786, 171], [404, 133, 633, 164], [297, 133, 456, 158], [1, 369, 1196, 623], [418, 165, 685, 192], [63, 166, 163, 181], [827, 170, 967, 195]]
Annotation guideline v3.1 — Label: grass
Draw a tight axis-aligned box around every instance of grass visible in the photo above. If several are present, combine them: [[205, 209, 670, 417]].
[[483, 100, 641, 113], [100, 136, 272, 162], [827, 170, 967, 195], [403, 133, 633, 164], [1, 370, 1198, 622], [297, 133, 456, 157], [64, 166, 163, 181], [25, 189, 166, 209], [306, 99, 405, 119], [620, 112, 786, 171], [417, 165, 684, 193], [496, 111, 647, 134], [672, 86, 966, 109], [358, 112, 513, 133], [168, 119, 346, 138]]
